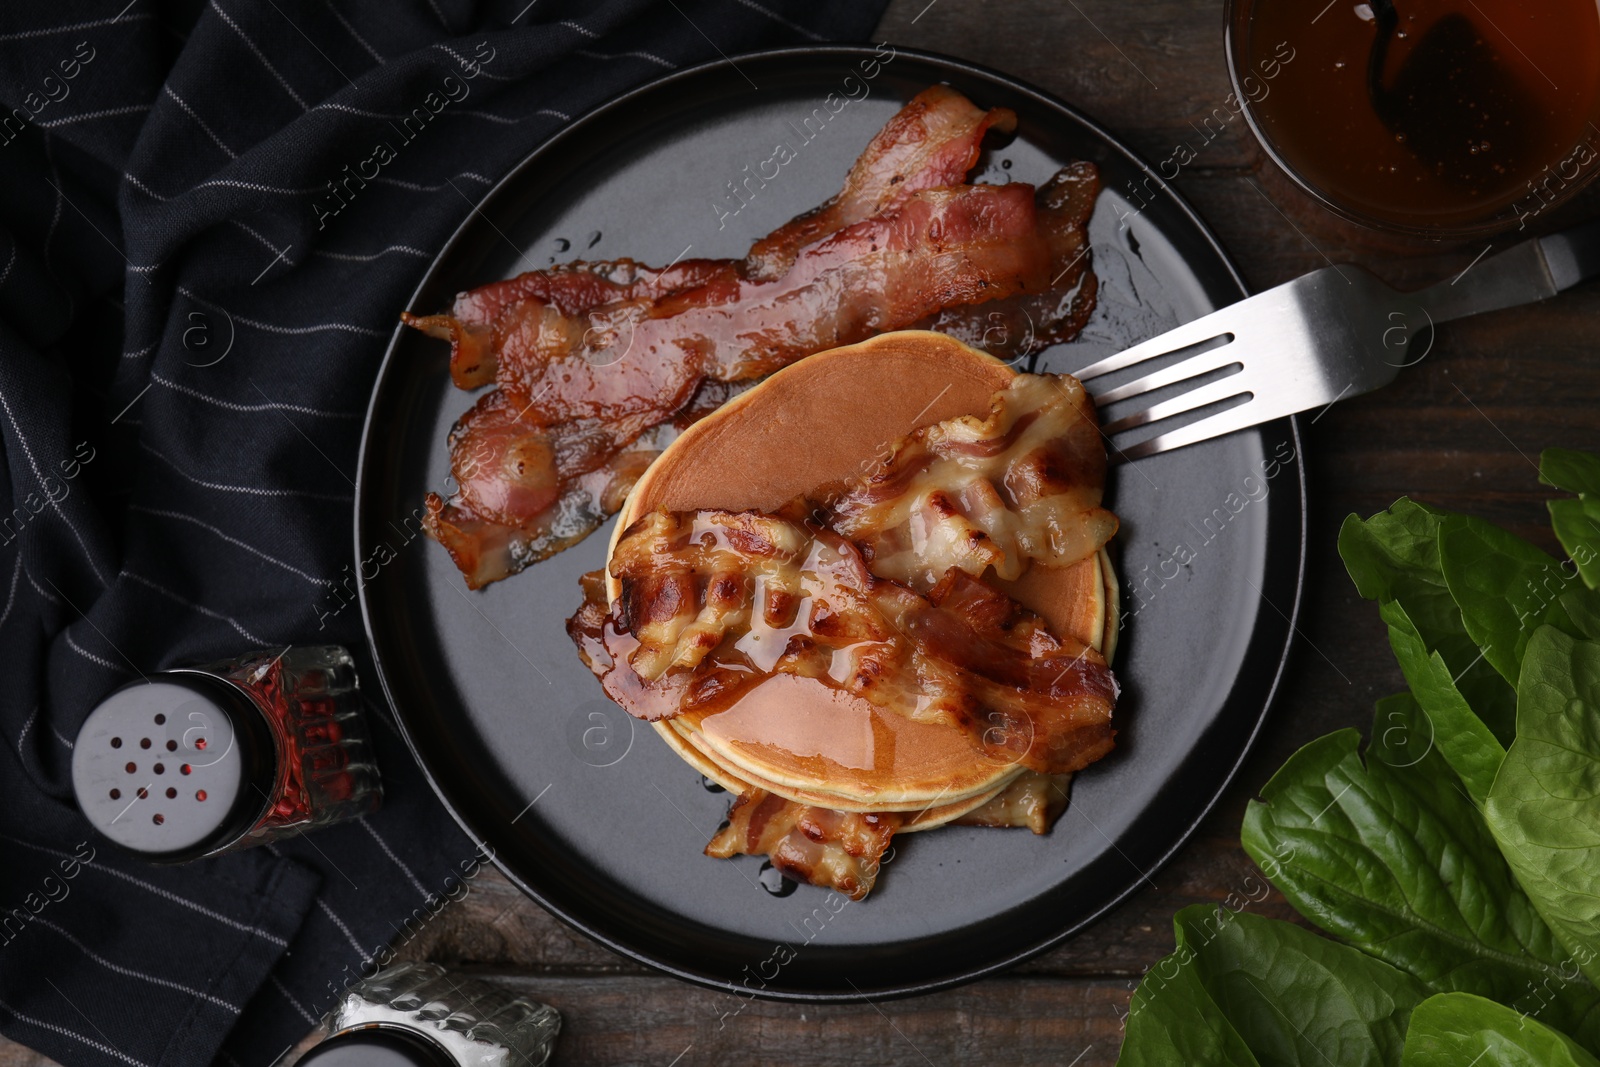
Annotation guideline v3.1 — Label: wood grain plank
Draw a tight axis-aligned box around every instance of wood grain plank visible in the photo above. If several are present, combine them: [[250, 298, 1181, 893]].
[[474, 974, 1135, 1067]]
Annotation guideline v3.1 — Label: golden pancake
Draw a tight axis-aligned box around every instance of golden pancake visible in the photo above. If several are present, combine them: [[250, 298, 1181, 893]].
[[607, 331, 1114, 811]]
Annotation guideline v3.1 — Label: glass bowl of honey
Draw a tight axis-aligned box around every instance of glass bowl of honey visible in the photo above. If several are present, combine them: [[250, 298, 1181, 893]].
[[1226, 0, 1600, 238]]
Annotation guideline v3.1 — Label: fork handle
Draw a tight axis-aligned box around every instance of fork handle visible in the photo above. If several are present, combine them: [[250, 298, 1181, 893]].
[[1416, 216, 1600, 324]]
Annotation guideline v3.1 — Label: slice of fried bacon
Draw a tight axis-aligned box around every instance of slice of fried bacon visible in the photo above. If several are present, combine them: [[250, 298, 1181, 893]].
[[816, 371, 1118, 591], [567, 505, 1118, 776], [705, 790, 900, 901], [699, 772, 1071, 900], [403, 85, 1018, 391], [920, 160, 1101, 362]]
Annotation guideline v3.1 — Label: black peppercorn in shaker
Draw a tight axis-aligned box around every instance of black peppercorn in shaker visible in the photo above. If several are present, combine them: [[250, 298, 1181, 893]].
[[71, 646, 381, 861]]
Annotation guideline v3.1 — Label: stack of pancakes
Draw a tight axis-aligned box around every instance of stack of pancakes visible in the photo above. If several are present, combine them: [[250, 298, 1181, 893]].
[[604, 331, 1118, 832]]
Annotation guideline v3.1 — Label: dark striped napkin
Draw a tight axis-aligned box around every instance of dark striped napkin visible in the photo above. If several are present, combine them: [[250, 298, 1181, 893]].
[[0, 2, 887, 1064]]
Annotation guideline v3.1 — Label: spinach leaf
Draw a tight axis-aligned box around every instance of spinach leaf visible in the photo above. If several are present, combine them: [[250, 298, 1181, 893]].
[[1566, 588, 1600, 642], [1439, 515, 1579, 687], [1485, 626, 1600, 988], [1340, 502, 1516, 739], [1402, 992, 1600, 1067], [1119, 906, 1426, 1067], [1542, 448, 1600, 499], [1378, 600, 1504, 801], [1242, 695, 1600, 1049], [1549, 495, 1600, 590]]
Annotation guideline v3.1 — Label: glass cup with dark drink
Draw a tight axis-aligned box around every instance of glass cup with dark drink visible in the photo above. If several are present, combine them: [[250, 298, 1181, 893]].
[[1226, 0, 1600, 236]]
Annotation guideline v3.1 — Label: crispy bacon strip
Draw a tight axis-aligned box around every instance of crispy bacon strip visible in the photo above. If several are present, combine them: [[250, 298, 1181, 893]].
[[705, 790, 900, 901], [816, 372, 1119, 591], [426, 183, 1053, 588], [922, 161, 1101, 362], [953, 771, 1072, 833], [403, 259, 735, 389], [404, 86, 1017, 390], [744, 84, 1018, 280], [567, 506, 1118, 775]]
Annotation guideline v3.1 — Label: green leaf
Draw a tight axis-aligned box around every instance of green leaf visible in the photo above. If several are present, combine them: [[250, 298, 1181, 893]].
[[1439, 514, 1578, 688], [1485, 626, 1600, 988], [1566, 588, 1600, 642], [1242, 695, 1600, 1049], [1339, 503, 1516, 738], [1549, 496, 1600, 590], [1118, 907, 1426, 1067], [1378, 599, 1504, 801], [1542, 448, 1600, 498], [1402, 992, 1600, 1067]]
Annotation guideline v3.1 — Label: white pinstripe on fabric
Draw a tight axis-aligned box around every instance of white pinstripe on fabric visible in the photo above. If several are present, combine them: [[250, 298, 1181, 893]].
[[0, 834, 292, 945], [150, 372, 361, 418], [435, 42, 514, 81], [24, 568, 60, 603], [30, 916, 244, 1012], [269, 974, 318, 1025], [188, 177, 321, 195], [576, 46, 674, 68], [315, 100, 519, 125], [122, 570, 269, 644], [0, 553, 21, 630], [556, 19, 600, 37], [123, 171, 167, 200], [315, 898, 373, 963], [36, 104, 154, 129], [357, 817, 430, 900], [0, 385, 108, 586], [163, 85, 237, 158], [312, 244, 428, 262], [369, 171, 492, 193], [0, 996, 150, 1067], [209, 0, 307, 108], [230, 219, 293, 260], [322, 0, 383, 64], [0, 12, 154, 41], [64, 631, 122, 672], [0, 243, 17, 290], [49, 722, 75, 749], [16, 704, 38, 752], [139, 445, 352, 501], [129, 504, 337, 586], [175, 286, 383, 337], [731, 0, 825, 39]]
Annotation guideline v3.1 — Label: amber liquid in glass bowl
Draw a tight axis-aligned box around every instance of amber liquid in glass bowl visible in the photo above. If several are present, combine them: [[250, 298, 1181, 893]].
[[1230, 0, 1600, 235]]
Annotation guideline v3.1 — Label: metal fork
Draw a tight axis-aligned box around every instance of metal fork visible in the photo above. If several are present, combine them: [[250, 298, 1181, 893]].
[[1075, 218, 1600, 461]]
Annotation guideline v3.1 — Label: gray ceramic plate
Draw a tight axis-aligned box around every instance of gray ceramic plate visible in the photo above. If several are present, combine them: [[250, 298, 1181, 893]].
[[355, 45, 1306, 1000]]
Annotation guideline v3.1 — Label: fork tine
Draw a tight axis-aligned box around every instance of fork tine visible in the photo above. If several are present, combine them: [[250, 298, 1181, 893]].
[[1112, 400, 1268, 462], [1101, 375, 1254, 435], [1071, 307, 1237, 382], [1091, 345, 1245, 406]]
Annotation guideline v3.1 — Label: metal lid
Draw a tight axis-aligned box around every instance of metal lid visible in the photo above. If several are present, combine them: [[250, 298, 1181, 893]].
[[71, 672, 274, 862], [298, 1030, 454, 1067]]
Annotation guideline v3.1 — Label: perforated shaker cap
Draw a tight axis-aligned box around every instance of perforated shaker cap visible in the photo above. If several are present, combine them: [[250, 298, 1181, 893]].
[[297, 1030, 453, 1067], [72, 672, 275, 862]]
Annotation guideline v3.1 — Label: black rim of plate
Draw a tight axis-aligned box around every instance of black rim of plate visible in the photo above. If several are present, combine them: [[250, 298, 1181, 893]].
[[355, 44, 1307, 1002]]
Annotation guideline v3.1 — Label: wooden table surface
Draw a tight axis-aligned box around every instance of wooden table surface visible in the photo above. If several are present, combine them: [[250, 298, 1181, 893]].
[[6, 2, 1598, 1064]]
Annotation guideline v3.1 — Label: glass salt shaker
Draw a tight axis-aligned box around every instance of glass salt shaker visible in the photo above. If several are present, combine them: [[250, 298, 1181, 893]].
[[71, 645, 382, 862], [281, 962, 561, 1067]]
